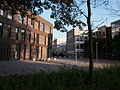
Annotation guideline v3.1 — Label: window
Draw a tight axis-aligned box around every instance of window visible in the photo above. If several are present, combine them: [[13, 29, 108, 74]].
[[28, 31, 31, 42], [76, 44, 79, 49], [19, 15, 23, 24], [26, 15, 28, 25], [24, 45, 26, 59], [0, 10, 3, 15], [15, 44, 21, 59], [16, 28, 19, 40], [31, 19, 34, 28], [36, 46, 39, 59], [21, 29, 25, 41], [36, 34, 39, 44], [7, 25, 11, 39], [0, 22, 3, 38], [7, 13, 12, 20], [29, 45, 32, 59], [34, 33, 36, 43], [80, 44, 84, 49], [38, 21, 40, 30], [42, 23, 45, 32]]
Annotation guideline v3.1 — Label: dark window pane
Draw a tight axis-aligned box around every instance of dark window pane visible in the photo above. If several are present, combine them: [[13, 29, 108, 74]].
[[0, 22, 3, 38], [36, 34, 39, 44], [36, 46, 39, 59], [7, 25, 11, 39], [21, 29, 25, 41], [16, 28, 19, 40]]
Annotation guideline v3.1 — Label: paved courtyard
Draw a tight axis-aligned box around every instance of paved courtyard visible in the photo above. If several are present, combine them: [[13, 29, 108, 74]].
[[0, 58, 120, 77]]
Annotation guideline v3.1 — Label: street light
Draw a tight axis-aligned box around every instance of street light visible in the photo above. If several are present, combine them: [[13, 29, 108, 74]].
[[75, 40, 78, 65], [96, 42, 98, 60]]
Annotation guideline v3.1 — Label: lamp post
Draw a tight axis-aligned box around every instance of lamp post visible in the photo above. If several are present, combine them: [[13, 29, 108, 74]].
[[75, 40, 78, 65], [96, 42, 98, 60]]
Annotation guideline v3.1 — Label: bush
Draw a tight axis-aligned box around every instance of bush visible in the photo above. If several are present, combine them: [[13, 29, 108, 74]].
[[0, 66, 120, 90]]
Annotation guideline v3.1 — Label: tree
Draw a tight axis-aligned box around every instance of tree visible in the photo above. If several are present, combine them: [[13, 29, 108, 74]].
[[112, 33, 120, 60], [0, 0, 108, 81]]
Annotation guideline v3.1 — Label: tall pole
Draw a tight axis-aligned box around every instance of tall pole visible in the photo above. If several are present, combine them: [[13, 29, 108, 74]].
[[96, 42, 98, 60], [75, 37, 77, 65]]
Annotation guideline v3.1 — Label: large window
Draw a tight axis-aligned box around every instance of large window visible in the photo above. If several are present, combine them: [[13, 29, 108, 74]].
[[21, 29, 25, 41], [19, 15, 23, 24], [24, 45, 26, 59], [7, 25, 11, 39], [0, 10, 3, 15], [0, 22, 3, 38], [31, 19, 34, 28], [34, 33, 36, 43], [36, 34, 39, 44], [38, 21, 40, 30], [29, 45, 32, 59], [16, 28, 19, 40], [7, 13, 12, 20], [42, 23, 45, 32], [36, 46, 39, 59], [15, 44, 21, 60]]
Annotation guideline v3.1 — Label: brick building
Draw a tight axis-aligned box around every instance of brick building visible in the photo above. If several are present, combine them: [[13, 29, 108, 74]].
[[0, 10, 53, 61]]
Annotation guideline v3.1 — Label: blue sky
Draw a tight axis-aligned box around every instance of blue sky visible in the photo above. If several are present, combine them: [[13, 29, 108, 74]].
[[40, 0, 120, 39]]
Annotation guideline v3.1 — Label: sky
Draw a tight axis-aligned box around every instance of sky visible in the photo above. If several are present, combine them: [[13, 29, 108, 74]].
[[40, 0, 120, 40]]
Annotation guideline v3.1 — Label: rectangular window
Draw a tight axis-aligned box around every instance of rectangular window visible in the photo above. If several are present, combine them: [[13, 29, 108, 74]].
[[29, 45, 32, 59], [15, 44, 21, 60], [16, 28, 19, 40], [38, 21, 40, 30], [0, 22, 3, 38], [19, 15, 23, 24], [36, 34, 39, 44], [7, 25, 11, 39], [31, 19, 34, 28], [76, 44, 79, 49], [34, 33, 36, 43], [24, 45, 26, 59], [36, 46, 39, 59], [0, 10, 3, 15], [21, 29, 25, 41], [80, 44, 84, 49], [42, 23, 45, 32], [28, 31, 31, 42], [7, 13, 12, 20]]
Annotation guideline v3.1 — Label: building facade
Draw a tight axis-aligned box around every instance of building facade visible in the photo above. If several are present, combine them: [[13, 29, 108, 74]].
[[52, 38, 66, 56], [111, 19, 120, 38], [66, 27, 88, 58], [0, 10, 53, 61]]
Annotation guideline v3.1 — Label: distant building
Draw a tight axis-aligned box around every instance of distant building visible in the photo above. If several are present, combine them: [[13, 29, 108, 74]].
[[96, 25, 112, 58], [111, 19, 120, 38], [98, 25, 112, 39], [0, 10, 53, 61], [66, 27, 88, 58], [52, 38, 66, 56]]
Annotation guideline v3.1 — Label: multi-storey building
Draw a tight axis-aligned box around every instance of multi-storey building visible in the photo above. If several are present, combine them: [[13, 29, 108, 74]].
[[98, 25, 112, 39], [111, 19, 120, 38], [0, 10, 53, 61], [66, 27, 88, 58], [52, 38, 66, 56]]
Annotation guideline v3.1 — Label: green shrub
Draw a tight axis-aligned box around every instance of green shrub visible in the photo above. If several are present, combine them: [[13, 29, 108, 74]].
[[0, 66, 120, 90]]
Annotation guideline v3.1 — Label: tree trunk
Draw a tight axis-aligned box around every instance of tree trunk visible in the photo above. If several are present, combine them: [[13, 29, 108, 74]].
[[87, 0, 94, 81]]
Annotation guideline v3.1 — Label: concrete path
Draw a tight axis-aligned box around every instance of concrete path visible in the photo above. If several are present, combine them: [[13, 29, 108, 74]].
[[0, 58, 120, 76]]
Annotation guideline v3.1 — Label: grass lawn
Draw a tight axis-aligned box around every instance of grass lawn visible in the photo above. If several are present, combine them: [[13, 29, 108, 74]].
[[0, 66, 120, 90]]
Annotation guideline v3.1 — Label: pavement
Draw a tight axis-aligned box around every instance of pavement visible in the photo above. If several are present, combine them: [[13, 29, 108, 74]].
[[0, 58, 120, 77]]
